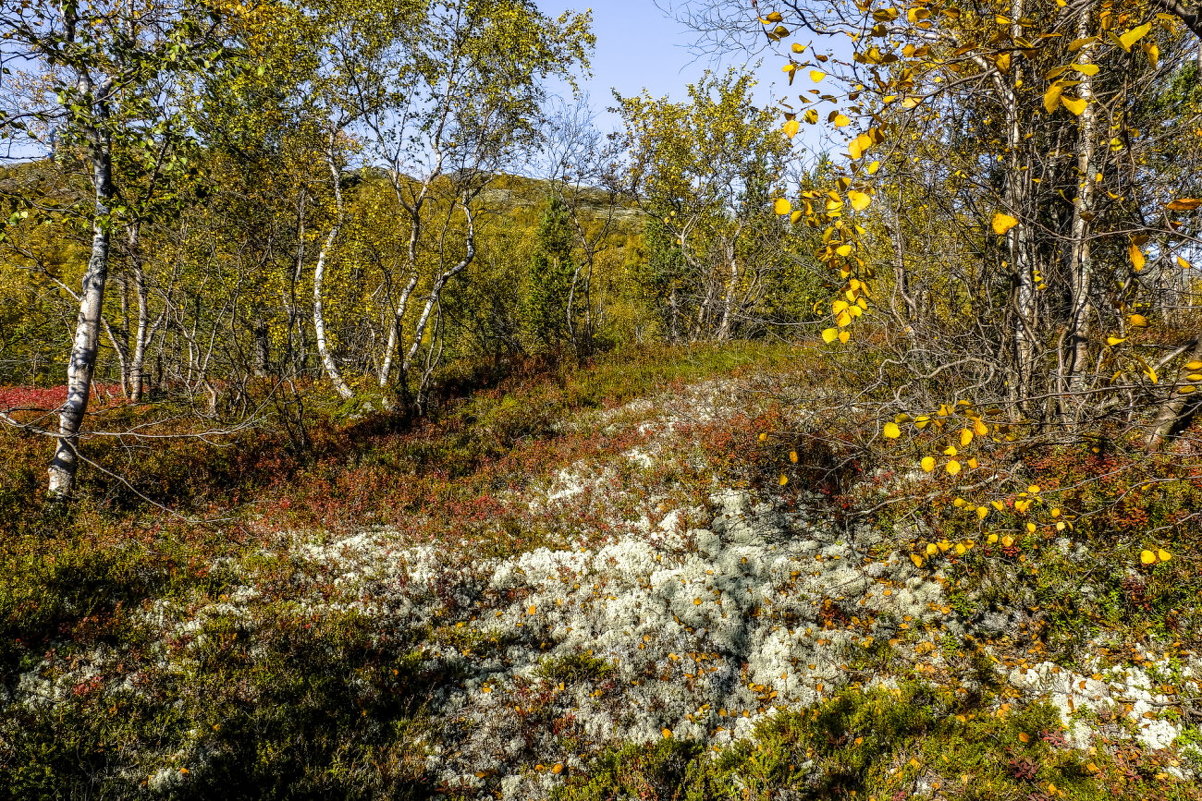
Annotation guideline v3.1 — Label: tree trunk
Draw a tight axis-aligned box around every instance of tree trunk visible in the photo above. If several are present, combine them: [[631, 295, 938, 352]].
[[49, 97, 114, 499], [1146, 337, 1202, 452], [1005, 0, 1039, 417], [128, 221, 151, 401], [313, 142, 354, 400], [403, 205, 476, 372], [1062, 10, 1099, 423]]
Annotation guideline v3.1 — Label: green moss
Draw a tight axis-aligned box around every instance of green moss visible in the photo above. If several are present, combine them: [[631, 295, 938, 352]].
[[555, 682, 1192, 801]]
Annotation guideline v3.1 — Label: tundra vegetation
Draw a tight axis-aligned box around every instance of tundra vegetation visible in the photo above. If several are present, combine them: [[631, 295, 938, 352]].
[[1, 0, 1202, 799]]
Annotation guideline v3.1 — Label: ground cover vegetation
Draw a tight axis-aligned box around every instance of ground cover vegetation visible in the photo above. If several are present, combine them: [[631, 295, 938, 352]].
[[2, 0, 1202, 798]]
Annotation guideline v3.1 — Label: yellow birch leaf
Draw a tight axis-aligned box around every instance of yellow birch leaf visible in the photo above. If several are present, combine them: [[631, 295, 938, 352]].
[[1061, 96, 1088, 116], [1128, 314, 1148, 327], [784, 119, 801, 138], [921, 456, 936, 472], [910, 553, 924, 568], [809, 70, 826, 82], [779, 474, 789, 486], [974, 418, 989, 436], [1118, 22, 1151, 52], [1157, 549, 1172, 562], [992, 212, 1019, 235], [833, 113, 851, 127], [1166, 198, 1202, 211], [1188, 361, 1202, 369], [1106, 336, 1126, 346], [960, 429, 974, 446], [946, 460, 962, 476], [838, 330, 850, 343], [1073, 63, 1100, 76], [821, 327, 839, 344], [1129, 244, 1146, 271], [977, 506, 989, 520], [804, 108, 819, 124], [1043, 83, 1064, 113], [1141, 550, 1156, 565], [774, 198, 793, 215], [848, 191, 872, 211], [884, 422, 901, 439], [790, 450, 799, 463]]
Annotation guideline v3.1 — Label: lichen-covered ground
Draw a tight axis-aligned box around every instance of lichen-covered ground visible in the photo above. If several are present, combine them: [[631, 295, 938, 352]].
[[4, 365, 1201, 799]]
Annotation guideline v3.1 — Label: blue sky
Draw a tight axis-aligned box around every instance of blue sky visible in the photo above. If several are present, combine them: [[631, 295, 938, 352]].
[[535, 0, 783, 132]]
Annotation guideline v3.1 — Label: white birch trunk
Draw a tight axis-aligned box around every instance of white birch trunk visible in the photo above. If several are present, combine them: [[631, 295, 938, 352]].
[[313, 141, 354, 400]]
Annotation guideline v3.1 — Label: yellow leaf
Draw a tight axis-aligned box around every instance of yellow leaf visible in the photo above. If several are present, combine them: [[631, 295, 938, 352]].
[[921, 456, 936, 472], [784, 119, 801, 138], [1158, 549, 1172, 562], [1061, 96, 1088, 116], [779, 474, 789, 486], [833, 113, 851, 127], [848, 190, 872, 211], [946, 460, 962, 476], [1141, 549, 1156, 565], [1179, 256, 1193, 269], [774, 198, 793, 215], [1019, 732, 1031, 743], [910, 553, 924, 568], [792, 43, 806, 53], [926, 543, 938, 556], [973, 418, 989, 436], [867, 160, 881, 175], [1073, 63, 1100, 76], [809, 70, 826, 82], [661, 728, 674, 738], [992, 212, 1019, 235], [1118, 22, 1151, 52], [1167, 198, 1202, 211], [835, 310, 852, 327], [1106, 337, 1126, 346], [527, 605, 537, 615], [838, 330, 850, 344], [883, 422, 901, 439], [1128, 314, 1148, 327], [960, 429, 974, 447], [1129, 244, 1146, 271], [821, 327, 839, 344], [804, 108, 819, 124], [1043, 83, 1064, 114], [1189, 361, 1202, 370], [790, 450, 799, 463], [943, 445, 958, 456], [977, 506, 989, 520], [1001, 535, 1015, 547]]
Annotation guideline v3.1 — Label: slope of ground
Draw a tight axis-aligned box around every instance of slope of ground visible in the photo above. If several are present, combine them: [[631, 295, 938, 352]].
[[1, 344, 1200, 800]]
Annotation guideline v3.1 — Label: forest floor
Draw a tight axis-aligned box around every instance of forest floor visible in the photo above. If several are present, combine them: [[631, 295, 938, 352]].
[[2, 342, 1201, 800]]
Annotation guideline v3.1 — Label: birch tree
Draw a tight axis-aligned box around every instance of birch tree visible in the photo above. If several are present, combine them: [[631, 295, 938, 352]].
[[0, 0, 225, 498]]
